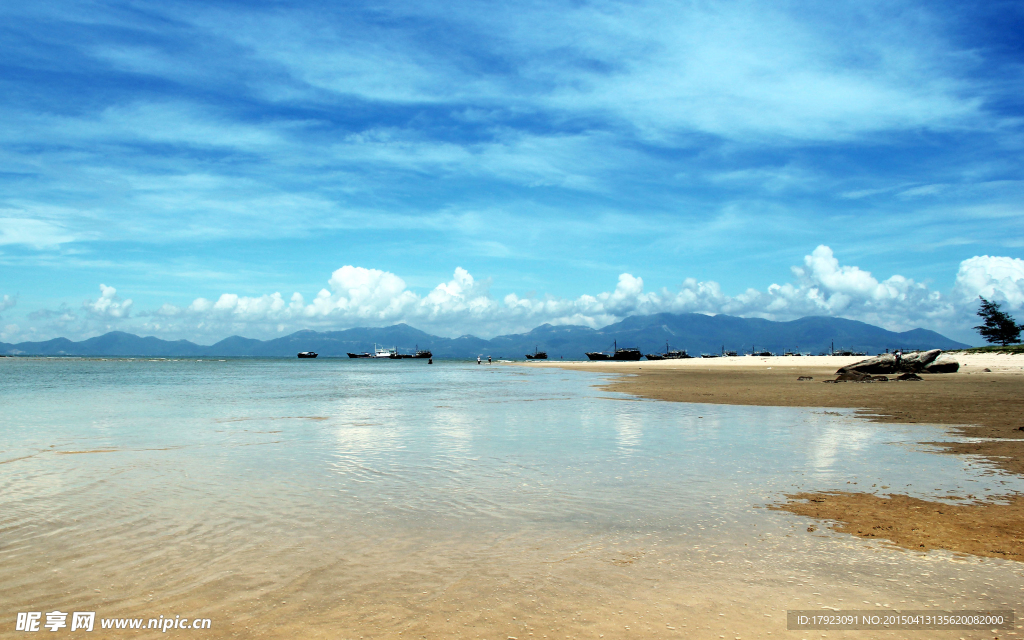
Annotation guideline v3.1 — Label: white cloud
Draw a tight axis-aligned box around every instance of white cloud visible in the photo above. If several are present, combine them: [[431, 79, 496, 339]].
[[219, 3, 1022, 153], [28, 247, 1024, 343], [504, 272, 662, 330], [160, 266, 496, 334], [530, 1, 981, 142], [187, 1, 987, 143], [83, 284, 133, 319], [0, 294, 15, 313], [311, 265, 418, 318], [952, 255, 1024, 308], [0, 217, 76, 247], [501, 246, 958, 334], [760, 246, 952, 328], [144, 245, 978, 339]]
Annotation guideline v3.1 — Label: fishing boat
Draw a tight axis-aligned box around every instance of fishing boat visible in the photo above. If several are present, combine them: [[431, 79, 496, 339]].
[[586, 340, 642, 361], [297, 352, 318, 358], [646, 342, 690, 360], [349, 345, 428, 359], [525, 347, 548, 360], [612, 345, 643, 360]]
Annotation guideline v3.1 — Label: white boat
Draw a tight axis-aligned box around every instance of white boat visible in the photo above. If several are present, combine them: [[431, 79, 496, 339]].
[[371, 344, 398, 358]]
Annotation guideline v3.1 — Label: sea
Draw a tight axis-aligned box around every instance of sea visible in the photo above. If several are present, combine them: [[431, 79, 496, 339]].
[[1, 357, 1022, 639]]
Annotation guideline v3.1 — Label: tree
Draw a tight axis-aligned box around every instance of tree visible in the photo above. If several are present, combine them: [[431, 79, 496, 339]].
[[974, 297, 1022, 346]]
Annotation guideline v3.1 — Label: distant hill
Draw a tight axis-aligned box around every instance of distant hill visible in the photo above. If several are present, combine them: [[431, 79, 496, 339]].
[[487, 313, 967, 357], [0, 332, 208, 357], [565, 313, 968, 356], [0, 314, 970, 358]]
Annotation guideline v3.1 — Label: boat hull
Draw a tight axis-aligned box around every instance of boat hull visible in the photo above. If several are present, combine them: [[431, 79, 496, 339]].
[[611, 351, 643, 361], [297, 352, 318, 358]]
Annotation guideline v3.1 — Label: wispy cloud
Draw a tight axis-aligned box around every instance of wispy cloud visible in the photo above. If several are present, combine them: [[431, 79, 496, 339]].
[[0, 216, 77, 247]]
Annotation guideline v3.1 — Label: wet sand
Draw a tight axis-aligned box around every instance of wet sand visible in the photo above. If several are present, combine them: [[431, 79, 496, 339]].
[[522, 353, 1024, 561], [769, 491, 1024, 561], [8, 518, 1006, 640]]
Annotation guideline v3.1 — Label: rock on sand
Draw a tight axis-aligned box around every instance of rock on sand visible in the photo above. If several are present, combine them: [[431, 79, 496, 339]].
[[837, 349, 954, 375]]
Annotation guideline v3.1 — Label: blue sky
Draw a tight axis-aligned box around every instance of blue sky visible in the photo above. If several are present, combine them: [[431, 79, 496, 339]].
[[1, 0, 1022, 344]]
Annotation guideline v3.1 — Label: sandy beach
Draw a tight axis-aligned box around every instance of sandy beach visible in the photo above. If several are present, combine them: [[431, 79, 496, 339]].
[[520, 352, 1024, 560]]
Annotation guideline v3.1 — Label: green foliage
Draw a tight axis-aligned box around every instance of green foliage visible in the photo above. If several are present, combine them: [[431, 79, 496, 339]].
[[974, 298, 1022, 346], [953, 344, 1024, 354]]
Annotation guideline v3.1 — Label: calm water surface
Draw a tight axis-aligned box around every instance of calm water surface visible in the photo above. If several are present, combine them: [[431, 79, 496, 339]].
[[1, 358, 1021, 639]]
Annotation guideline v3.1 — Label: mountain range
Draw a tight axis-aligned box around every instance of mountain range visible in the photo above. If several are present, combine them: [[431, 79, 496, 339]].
[[0, 313, 970, 358]]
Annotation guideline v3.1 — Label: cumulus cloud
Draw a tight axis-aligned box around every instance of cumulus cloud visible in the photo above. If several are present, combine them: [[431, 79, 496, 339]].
[[765, 246, 951, 329], [0, 294, 15, 313], [952, 255, 1024, 308], [155, 266, 498, 335], [306, 266, 420, 320], [83, 284, 132, 319], [85, 246, 1022, 344], [497, 246, 957, 334], [503, 273, 662, 330], [139, 245, 1005, 340]]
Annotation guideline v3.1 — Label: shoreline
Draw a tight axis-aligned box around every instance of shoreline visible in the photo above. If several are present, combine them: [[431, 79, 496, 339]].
[[515, 353, 1024, 560]]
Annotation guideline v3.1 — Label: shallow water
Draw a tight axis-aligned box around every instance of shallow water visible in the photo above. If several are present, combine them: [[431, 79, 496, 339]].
[[1, 358, 1021, 639]]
